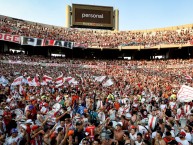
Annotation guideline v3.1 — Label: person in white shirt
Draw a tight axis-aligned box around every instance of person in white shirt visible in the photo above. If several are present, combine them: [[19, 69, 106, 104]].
[[96, 98, 103, 110], [129, 128, 137, 142], [134, 133, 145, 145], [169, 99, 176, 110], [55, 120, 65, 133], [4, 128, 24, 145], [151, 127, 161, 139], [137, 124, 149, 135], [109, 106, 116, 121], [175, 131, 190, 145], [160, 100, 167, 111], [98, 109, 105, 124], [118, 106, 124, 117], [163, 125, 175, 138], [181, 126, 192, 143]]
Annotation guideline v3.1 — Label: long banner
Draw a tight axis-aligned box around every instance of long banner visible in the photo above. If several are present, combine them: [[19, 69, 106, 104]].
[[0, 33, 20, 43], [1, 60, 193, 69], [0, 60, 124, 69], [0, 33, 73, 49]]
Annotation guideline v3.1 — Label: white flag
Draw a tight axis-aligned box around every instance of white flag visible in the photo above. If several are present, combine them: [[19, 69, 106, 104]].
[[103, 79, 114, 87], [95, 76, 106, 82], [177, 85, 193, 102]]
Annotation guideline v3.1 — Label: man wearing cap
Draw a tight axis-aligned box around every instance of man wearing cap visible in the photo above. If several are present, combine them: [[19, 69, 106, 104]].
[[4, 128, 25, 145], [175, 131, 189, 145], [25, 104, 37, 120]]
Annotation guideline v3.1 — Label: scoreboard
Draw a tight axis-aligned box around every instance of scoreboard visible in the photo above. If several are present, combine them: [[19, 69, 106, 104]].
[[71, 4, 114, 29]]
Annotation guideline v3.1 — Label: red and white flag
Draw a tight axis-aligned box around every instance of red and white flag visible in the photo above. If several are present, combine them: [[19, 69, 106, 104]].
[[55, 83, 64, 88], [177, 85, 193, 102], [64, 77, 73, 83], [55, 74, 64, 84], [11, 76, 23, 86], [31, 75, 40, 86], [64, 77, 78, 85], [43, 75, 53, 83]]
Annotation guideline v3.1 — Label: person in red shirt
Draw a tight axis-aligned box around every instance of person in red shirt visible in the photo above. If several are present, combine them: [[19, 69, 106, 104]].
[[71, 92, 79, 106], [30, 125, 45, 145], [114, 100, 120, 111], [85, 123, 96, 141], [25, 105, 37, 121]]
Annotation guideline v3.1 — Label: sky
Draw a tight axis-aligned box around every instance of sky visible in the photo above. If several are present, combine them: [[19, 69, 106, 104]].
[[0, 0, 193, 30]]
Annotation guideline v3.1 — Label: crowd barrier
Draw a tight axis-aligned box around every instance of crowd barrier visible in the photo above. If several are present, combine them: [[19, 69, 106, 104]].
[[1, 60, 193, 69]]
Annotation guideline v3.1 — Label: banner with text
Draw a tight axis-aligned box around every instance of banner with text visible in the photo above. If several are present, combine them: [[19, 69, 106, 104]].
[[0, 33, 73, 49], [0, 33, 20, 43], [21, 36, 73, 49]]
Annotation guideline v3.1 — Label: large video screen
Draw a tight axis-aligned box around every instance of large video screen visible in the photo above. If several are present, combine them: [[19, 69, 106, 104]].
[[72, 4, 113, 28]]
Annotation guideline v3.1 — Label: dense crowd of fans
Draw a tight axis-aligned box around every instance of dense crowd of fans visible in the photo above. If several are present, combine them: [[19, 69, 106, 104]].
[[0, 53, 193, 145], [0, 15, 193, 48]]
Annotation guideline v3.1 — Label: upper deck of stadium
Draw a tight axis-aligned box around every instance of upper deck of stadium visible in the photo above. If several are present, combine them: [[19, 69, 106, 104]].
[[0, 14, 193, 50]]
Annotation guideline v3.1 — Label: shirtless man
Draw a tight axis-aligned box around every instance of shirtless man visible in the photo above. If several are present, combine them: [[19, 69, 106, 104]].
[[114, 124, 124, 145], [154, 131, 166, 145]]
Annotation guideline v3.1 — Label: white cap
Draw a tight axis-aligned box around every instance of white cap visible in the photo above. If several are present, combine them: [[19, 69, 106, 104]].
[[25, 119, 33, 124]]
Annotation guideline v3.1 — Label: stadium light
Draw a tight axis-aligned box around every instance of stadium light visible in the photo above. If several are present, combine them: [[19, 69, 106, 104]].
[[138, 46, 141, 51], [157, 45, 161, 50], [178, 44, 182, 49]]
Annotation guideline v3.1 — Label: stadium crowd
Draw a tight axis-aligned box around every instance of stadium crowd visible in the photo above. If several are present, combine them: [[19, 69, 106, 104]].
[[0, 15, 193, 48], [0, 53, 193, 145]]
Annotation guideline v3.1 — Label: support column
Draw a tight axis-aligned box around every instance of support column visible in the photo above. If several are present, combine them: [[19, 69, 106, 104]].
[[65, 5, 71, 28], [114, 9, 119, 31]]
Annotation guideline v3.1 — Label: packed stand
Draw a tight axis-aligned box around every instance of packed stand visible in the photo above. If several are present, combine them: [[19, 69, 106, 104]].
[[0, 15, 193, 48], [0, 54, 193, 145]]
